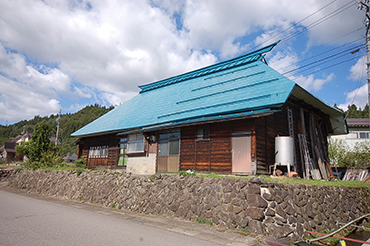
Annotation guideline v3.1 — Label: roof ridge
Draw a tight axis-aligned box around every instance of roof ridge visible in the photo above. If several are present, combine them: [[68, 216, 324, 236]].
[[138, 41, 279, 93]]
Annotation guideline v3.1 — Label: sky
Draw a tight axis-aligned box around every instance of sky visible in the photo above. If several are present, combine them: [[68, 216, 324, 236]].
[[0, 0, 367, 125]]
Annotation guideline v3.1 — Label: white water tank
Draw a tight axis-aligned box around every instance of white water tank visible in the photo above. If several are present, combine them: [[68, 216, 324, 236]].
[[275, 136, 294, 165]]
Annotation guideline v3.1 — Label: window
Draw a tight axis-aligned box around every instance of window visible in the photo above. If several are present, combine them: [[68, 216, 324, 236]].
[[118, 138, 127, 167], [348, 132, 370, 139], [88, 146, 108, 158], [158, 130, 180, 156], [197, 127, 209, 140], [127, 134, 144, 153]]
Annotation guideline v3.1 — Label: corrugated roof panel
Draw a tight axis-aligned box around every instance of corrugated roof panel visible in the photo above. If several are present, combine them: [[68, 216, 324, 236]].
[[72, 58, 296, 137], [138, 42, 278, 93]]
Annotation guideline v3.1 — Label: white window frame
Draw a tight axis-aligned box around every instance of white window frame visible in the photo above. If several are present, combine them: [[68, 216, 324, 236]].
[[88, 146, 108, 158], [127, 134, 145, 154]]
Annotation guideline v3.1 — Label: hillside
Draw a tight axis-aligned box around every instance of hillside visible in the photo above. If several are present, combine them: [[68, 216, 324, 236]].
[[0, 104, 114, 154]]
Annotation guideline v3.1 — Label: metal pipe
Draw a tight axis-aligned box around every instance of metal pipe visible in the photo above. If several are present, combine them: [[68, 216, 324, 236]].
[[294, 213, 370, 245]]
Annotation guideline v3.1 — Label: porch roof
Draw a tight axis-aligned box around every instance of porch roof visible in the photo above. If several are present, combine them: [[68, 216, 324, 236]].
[[71, 42, 346, 137]]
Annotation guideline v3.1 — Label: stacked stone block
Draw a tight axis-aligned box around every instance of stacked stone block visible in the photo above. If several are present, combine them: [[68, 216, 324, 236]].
[[1, 169, 369, 242]]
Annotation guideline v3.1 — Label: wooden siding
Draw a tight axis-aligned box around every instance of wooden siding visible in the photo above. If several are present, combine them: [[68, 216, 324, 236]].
[[180, 120, 255, 173], [76, 97, 332, 177], [254, 97, 332, 177], [78, 133, 120, 169]]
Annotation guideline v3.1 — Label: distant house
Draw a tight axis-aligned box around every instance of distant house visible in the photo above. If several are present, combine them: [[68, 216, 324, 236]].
[[329, 118, 370, 149], [63, 153, 78, 163], [71, 42, 347, 178], [0, 130, 60, 163], [0, 142, 20, 162]]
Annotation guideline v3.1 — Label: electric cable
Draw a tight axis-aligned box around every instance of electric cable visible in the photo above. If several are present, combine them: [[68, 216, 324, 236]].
[[296, 54, 362, 77], [280, 36, 364, 72], [280, 1, 356, 45], [282, 43, 365, 75], [252, 0, 339, 50]]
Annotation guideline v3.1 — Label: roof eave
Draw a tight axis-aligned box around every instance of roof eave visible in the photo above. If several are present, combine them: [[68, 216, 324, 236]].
[[117, 107, 282, 135], [291, 85, 348, 135]]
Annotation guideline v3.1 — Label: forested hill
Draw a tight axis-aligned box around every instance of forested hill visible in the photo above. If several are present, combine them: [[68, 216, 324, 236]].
[[0, 104, 114, 150]]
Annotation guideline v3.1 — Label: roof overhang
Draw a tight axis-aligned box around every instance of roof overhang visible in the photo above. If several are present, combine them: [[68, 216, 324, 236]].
[[291, 85, 348, 135], [117, 108, 280, 135]]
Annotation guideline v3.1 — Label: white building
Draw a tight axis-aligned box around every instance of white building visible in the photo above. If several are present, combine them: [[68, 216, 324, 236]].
[[329, 118, 370, 150]]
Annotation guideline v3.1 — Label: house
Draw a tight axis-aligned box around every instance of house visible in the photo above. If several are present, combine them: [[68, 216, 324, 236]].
[[328, 118, 369, 150], [0, 142, 19, 162], [0, 130, 60, 163], [63, 153, 78, 163], [71, 42, 347, 178], [0, 130, 33, 162]]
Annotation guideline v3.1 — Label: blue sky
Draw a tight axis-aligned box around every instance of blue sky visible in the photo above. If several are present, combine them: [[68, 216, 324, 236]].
[[0, 0, 367, 125]]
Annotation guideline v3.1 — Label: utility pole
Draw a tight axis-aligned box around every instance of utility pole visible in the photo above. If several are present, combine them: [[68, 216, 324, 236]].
[[55, 109, 61, 145], [358, 1, 370, 130]]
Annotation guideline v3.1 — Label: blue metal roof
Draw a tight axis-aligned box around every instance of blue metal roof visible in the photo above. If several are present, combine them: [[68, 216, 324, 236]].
[[71, 42, 345, 137]]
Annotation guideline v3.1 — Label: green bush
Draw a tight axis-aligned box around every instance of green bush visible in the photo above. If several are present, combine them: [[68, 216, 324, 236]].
[[75, 156, 86, 169], [329, 139, 370, 167]]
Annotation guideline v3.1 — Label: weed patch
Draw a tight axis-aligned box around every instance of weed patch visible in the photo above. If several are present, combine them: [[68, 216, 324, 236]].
[[241, 227, 249, 233], [179, 170, 196, 176], [196, 216, 213, 225]]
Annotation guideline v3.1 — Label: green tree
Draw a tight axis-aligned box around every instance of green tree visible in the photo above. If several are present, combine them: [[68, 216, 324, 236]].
[[15, 141, 30, 158], [28, 122, 52, 162], [345, 104, 369, 119]]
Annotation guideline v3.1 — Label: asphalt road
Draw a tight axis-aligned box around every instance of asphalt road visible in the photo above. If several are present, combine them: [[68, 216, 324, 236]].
[[0, 187, 259, 246]]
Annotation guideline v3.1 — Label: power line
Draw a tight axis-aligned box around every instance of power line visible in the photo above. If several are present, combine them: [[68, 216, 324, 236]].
[[279, 36, 364, 72], [279, 0, 356, 45], [252, 0, 339, 50], [295, 53, 362, 77], [282, 43, 365, 75]]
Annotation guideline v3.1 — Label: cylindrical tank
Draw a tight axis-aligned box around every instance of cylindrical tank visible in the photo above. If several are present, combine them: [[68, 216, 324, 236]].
[[275, 136, 294, 165]]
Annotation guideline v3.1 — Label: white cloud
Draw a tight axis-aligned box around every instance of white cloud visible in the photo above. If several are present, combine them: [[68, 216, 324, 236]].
[[73, 86, 93, 99], [98, 91, 138, 107], [269, 50, 335, 92], [338, 83, 368, 111], [268, 50, 298, 74], [0, 43, 71, 122], [0, 0, 365, 123], [293, 73, 335, 92], [0, 75, 61, 122], [349, 55, 366, 81]]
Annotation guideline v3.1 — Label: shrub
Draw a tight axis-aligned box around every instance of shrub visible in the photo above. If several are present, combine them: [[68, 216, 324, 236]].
[[75, 156, 86, 169], [328, 139, 370, 167]]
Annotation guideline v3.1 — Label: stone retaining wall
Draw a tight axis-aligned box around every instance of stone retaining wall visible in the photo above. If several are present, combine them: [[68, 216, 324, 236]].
[[1, 169, 370, 242]]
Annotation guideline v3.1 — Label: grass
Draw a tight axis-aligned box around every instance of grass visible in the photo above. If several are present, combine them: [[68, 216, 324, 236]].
[[195, 173, 370, 188], [196, 216, 213, 226], [241, 227, 249, 233], [0, 162, 24, 167], [5, 164, 370, 188], [179, 170, 196, 176]]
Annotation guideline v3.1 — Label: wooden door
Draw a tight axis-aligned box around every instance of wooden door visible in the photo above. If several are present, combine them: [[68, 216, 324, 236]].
[[157, 131, 180, 173], [232, 131, 252, 173]]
